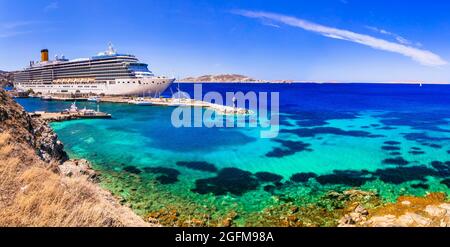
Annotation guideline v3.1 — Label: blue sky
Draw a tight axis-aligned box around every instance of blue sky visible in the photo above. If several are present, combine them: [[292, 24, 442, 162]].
[[0, 0, 449, 82]]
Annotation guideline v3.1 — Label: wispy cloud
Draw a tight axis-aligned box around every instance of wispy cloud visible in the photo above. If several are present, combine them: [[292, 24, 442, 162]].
[[0, 30, 32, 38], [261, 20, 280, 29], [233, 10, 447, 67], [365, 26, 421, 47], [0, 21, 45, 38], [44, 1, 58, 12], [1, 21, 36, 29]]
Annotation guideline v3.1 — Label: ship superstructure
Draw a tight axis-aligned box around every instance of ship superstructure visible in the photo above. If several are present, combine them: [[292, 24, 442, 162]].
[[14, 44, 174, 95]]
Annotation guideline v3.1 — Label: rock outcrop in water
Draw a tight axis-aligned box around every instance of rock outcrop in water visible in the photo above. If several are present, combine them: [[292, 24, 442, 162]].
[[0, 89, 153, 226]]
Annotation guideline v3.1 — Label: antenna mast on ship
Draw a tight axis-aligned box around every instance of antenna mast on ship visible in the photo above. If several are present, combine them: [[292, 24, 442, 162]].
[[107, 42, 116, 55]]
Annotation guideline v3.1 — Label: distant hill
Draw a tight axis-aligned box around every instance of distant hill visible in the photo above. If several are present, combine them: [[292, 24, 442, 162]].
[[180, 74, 264, 83]]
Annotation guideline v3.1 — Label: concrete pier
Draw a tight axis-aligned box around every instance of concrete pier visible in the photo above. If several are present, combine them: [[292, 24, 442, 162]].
[[99, 96, 252, 115], [30, 111, 112, 122]]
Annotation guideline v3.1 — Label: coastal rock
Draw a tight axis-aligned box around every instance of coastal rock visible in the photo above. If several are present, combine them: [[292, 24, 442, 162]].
[[32, 117, 68, 163], [338, 204, 369, 227], [424, 205, 447, 217], [354, 204, 369, 216], [339, 196, 450, 227], [0, 89, 67, 163], [397, 213, 432, 227], [0, 71, 13, 87], [221, 211, 238, 227], [366, 215, 397, 227], [438, 203, 450, 212], [60, 159, 99, 182]]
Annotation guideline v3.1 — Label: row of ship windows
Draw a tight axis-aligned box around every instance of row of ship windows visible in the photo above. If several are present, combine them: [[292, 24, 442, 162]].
[[29, 59, 138, 69], [113, 80, 164, 85], [31, 65, 135, 73], [50, 66, 129, 71], [26, 67, 131, 74], [18, 70, 133, 75], [25, 85, 98, 88], [20, 71, 132, 76], [65, 85, 98, 88], [29, 64, 128, 71]]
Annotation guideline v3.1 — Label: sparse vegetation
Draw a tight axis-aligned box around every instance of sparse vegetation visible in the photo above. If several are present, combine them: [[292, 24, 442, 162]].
[[0, 132, 151, 226], [0, 89, 152, 226]]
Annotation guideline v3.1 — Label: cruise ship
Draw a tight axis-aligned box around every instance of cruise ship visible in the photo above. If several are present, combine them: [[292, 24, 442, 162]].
[[14, 44, 175, 95]]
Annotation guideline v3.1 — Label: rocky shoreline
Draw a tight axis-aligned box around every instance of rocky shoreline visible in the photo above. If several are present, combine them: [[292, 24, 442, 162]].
[[0, 71, 13, 88], [0, 89, 154, 226], [339, 193, 450, 227]]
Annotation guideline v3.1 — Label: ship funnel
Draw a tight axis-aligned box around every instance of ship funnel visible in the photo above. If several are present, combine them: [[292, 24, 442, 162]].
[[41, 49, 49, 62]]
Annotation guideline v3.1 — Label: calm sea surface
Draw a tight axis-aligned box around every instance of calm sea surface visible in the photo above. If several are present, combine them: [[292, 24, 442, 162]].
[[16, 83, 450, 226]]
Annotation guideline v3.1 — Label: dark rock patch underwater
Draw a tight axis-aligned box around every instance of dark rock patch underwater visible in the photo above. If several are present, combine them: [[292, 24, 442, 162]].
[[384, 141, 401, 145], [290, 172, 318, 183], [255, 172, 283, 183], [372, 166, 438, 184], [287, 163, 448, 187], [266, 140, 312, 158], [431, 161, 450, 177], [315, 170, 375, 187], [283, 110, 359, 127], [382, 157, 409, 166], [403, 132, 450, 142], [441, 179, 450, 188], [176, 161, 218, 172], [377, 112, 450, 133], [411, 183, 429, 189], [143, 167, 180, 184], [381, 146, 401, 151], [192, 168, 259, 196], [281, 127, 384, 138], [122, 165, 142, 174]]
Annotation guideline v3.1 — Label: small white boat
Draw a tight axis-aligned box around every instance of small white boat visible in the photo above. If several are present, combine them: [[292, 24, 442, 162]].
[[128, 97, 153, 105], [41, 95, 53, 101], [62, 102, 79, 113], [87, 96, 100, 102]]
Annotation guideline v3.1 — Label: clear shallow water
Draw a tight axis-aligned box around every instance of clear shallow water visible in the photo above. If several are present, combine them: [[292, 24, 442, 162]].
[[16, 83, 450, 226]]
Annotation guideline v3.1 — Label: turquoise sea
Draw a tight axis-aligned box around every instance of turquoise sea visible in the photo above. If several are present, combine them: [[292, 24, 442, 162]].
[[16, 83, 450, 226]]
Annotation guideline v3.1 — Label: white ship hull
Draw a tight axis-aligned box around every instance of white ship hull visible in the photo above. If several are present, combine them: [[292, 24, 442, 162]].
[[16, 77, 175, 96]]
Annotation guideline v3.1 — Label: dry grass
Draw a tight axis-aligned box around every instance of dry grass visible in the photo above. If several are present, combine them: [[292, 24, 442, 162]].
[[0, 132, 151, 227]]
